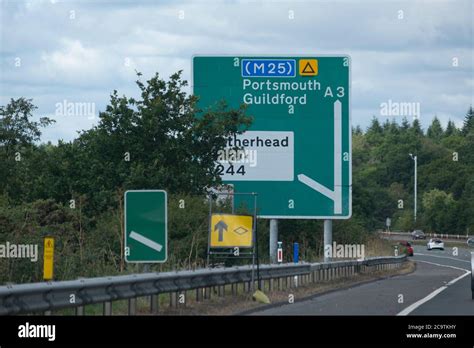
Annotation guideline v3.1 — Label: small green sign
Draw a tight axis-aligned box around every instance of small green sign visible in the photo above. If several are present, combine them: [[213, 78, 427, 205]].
[[124, 190, 167, 263]]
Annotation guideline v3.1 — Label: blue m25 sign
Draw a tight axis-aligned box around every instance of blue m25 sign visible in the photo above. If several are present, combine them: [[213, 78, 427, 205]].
[[241, 59, 296, 78]]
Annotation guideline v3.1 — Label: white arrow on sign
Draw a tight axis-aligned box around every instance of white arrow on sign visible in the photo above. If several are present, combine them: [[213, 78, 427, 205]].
[[298, 99, 343, 214], [130, 231, 163, 252]]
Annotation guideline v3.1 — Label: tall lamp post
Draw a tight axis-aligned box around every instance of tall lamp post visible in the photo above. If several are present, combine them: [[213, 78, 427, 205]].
[[409, 153, 417, 223]]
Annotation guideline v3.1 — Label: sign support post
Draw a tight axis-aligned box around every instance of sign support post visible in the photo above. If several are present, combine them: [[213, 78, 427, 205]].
[[324, 219, 332, 262], [269, 219, 278, 264]]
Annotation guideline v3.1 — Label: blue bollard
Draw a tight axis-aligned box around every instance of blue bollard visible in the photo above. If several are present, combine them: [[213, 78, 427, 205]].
[[293, 242, 299, 263]]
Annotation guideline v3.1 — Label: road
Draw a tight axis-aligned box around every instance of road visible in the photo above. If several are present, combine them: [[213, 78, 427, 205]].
[[251, 245, 473, 315]]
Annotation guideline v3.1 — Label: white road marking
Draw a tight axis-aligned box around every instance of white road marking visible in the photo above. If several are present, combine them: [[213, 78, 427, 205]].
[[397, 260, 471, 316], [416, 253, 471, 264], [130, 231, 163, 252]]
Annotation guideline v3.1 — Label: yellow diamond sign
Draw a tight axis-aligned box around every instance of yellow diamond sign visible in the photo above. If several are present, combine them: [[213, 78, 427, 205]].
[[299, 59, 318, 76], [210, 214, 253, 248]]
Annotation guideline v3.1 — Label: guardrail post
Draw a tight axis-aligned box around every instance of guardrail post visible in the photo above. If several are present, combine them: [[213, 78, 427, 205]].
[[103, 301, 112, 316], [196, 288, 202, 302], [231, 283, 237, 296], [128, 298, 136, 315], [218, 285, 224, 297], [269, 279, 273, 291], [278, 277, 283, 290], [75, 306, 84, 316], [180, 291, 186, 307], [170, 292, 177, 307], [151, 294, 159, 313]]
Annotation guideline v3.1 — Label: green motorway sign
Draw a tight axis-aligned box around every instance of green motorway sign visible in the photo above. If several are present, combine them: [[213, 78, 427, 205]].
[[193, 56, 351, 219], [124, 190, 168, 263]]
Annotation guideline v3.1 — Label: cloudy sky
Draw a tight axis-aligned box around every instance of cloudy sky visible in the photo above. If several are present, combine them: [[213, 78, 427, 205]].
[[0, 0, 472, 143]]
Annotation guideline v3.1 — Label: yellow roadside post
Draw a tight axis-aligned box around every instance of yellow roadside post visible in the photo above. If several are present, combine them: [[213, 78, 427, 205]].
[[43, 237, 54, 281]]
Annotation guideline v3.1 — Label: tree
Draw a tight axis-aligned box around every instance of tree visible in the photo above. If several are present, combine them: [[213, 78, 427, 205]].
[[0, 98, 54, 200], [73, 71, 252, 211], [400, 117, 410, 130], [462, 106, 474, 135], [427, 116, 443, 140], [365, 117, 384, 146], [411, 118, 423, 136], [445, 120, 458, 137], [353, 125, 363, 135], [421, 189, 457, 233], [0, 98, 54, 149]]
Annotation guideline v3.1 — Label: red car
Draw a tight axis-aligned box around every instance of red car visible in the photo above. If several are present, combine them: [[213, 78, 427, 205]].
[[399, 241, 414, 256]]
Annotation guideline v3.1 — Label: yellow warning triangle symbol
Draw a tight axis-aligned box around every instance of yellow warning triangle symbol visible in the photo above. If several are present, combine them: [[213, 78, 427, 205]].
[[302, 62, 315, 74]]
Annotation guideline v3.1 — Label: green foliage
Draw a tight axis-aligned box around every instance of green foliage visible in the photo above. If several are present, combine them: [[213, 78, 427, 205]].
[[427, 116, 443, 140], [421, 189, 456, 233], [462, 106, 474, 135], [1, 74, 473, 283], [0, 97, 54, 149]]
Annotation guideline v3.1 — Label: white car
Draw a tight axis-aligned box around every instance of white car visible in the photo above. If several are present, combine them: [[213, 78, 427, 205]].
[[427, 238, 444, 250]]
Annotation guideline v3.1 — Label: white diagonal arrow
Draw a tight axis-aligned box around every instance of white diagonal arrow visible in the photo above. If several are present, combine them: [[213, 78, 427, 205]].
[[130, 231, 163, 252], [298, 100, 342, 214]]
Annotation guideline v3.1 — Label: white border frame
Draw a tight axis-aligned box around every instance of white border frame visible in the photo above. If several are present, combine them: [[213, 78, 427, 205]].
[[191, 54, 352, 220], [124, 189, 168, 263]]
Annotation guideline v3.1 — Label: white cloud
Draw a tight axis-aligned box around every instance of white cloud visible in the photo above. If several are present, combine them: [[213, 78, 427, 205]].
[[0, 0, 472, 142]]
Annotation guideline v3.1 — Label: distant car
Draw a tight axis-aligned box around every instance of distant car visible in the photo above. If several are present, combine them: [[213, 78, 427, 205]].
[[412, 230, 426, 240], [427, 238, 444, 250], [467, 238, 474, 248], [399, 241, 414, 256]]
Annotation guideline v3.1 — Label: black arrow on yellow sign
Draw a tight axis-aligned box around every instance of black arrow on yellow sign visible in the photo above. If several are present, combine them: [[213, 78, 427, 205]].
[[302, 61, 315, 74], [214, 220, 228, 242]]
